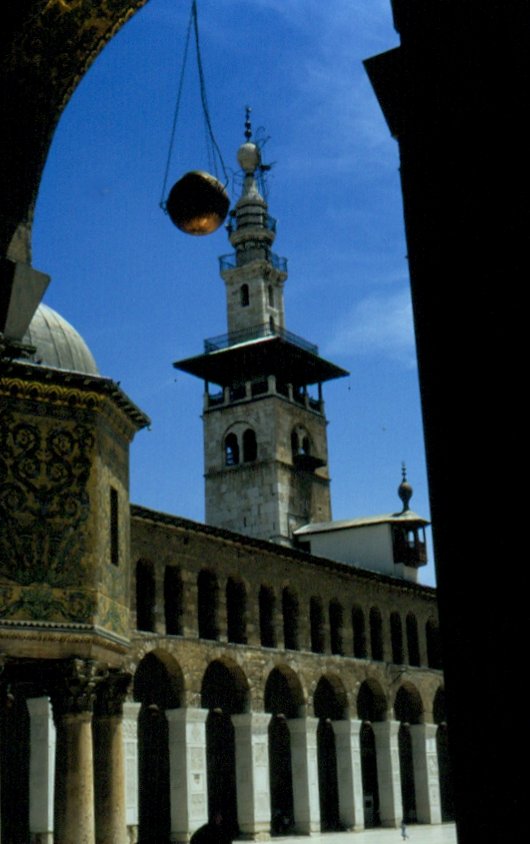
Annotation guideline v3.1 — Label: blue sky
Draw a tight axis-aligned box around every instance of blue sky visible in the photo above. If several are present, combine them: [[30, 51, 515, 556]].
[[32, 0, 435, 585]]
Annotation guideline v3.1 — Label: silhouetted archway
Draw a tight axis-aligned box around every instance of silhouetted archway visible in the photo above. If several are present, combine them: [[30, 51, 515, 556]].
[[406, 613, 420, 666], [136, 558, 155, 632], [310, 596, 325, 653], [164, 565, 183, 635], [352, 605, 367, 658], [433, 688, 454, 821], [357, 680, 387, 827], [202, 659, 249, 837], [369, 607, 384, 661], [0, 686, 30, 844], [282, 587, 299, 650], [198, 569, 219, 640], [259, 585, 276, 647], [394, 685, 423, 824], [264, 666, 304, 835], [134, 651, 183, 844], [329, 600, 344, 655], [226, 577, 247, 644], [314, 676, 347, 831], [390, 612, 404, 664]]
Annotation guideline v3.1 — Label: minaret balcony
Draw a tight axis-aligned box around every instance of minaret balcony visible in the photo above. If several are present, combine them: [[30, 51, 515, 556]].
[[204, 321, 318, 355], [219, 252, 288, 273]]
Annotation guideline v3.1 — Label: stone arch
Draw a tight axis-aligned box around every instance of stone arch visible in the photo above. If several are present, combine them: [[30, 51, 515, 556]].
[[310, 596, 325, 654], [433, 687, 454, 821], [135, 558, 155, 632], [133, 650, 184, 844], [197, 569, 219, 641], [406, 612, 420, 666], [394, 683, 424, 824], [265, 666, 305, 836], [226, 576, 247, 644], [314, 675, 347, 831], [201, 658, 250, 835], [356, 679, 388, 829], [259, 585, 276, 648]]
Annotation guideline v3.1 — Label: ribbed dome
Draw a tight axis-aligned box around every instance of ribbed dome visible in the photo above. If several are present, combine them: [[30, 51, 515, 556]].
[[21, 303, 98, 375]]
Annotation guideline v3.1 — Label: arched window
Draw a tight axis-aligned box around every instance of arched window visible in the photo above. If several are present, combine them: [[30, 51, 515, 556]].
[[369, 607, 384, 661], [197, 570, 219, 640], [310, 596, 325, 653], [136, 559, 155, 632], [240, 283, 249, 306], [224, 432, 239, 466], [390, 612, 404, 664], [426, 620, 442, 668], [226, 577, 247, 644], [406, 613, 420, 666], [352, 605, 367, 658], [242, 428, 257, 462], [164, 566, 183, 635], [259, 586, 276, 647], [291, 430, 299, 459], [329, 600, 344, 655], [282, 587, 299, 650]]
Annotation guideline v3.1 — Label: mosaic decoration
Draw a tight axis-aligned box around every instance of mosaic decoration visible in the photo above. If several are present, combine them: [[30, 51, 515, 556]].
[[0, 409, 94, 621]]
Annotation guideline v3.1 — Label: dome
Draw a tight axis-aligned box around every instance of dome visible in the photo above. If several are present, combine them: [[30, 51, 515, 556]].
[[20, 303, 98, 375]]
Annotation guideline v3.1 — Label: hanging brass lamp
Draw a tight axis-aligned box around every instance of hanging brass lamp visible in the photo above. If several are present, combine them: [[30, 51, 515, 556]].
[[160, 1, 230, 237], [166, 170, 229, 235]]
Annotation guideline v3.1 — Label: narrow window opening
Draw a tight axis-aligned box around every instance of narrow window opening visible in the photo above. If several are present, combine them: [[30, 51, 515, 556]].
[[164, 566, 183, 636], [240, 284, 249, 306], [243, 428, 257, 462], [226, 578, 247, 644], [259, 586, 276, 647], [225, 433, 239, 466], [310, 597, 325, 653], [110, 486, 119, 566], [282, 588, 299, 650], [268, 284, 274, 307], [136, 560, 155, 632]]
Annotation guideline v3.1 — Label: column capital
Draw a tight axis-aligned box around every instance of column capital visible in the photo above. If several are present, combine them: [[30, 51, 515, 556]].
[[49, 658, 106, 720], [94, 670, 131, 717]]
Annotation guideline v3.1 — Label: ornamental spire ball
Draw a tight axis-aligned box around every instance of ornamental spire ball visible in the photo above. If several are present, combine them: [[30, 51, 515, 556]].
[[166, 171, 229, 236]]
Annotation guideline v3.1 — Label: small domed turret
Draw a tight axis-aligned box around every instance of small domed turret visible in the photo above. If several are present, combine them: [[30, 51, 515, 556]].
[[20, 303, 98, 375], [237, 141, 261, 174]]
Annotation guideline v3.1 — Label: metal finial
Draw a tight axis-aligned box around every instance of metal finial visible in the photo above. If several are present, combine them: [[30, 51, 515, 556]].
[[244, 106, 252, 140], [398, 462, 413, 512]]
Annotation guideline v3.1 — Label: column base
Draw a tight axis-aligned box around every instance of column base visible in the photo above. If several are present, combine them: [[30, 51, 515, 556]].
[[30, 835, 54, 844], [126, 824, 138, 843], [237, 828, 271, 841]]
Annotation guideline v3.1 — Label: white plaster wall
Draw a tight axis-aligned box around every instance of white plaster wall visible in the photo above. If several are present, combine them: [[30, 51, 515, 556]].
[[307, 524, 396, 575]]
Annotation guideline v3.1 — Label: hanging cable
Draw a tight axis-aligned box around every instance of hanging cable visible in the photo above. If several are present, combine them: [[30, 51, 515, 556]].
[[160, 0, 228, 212]]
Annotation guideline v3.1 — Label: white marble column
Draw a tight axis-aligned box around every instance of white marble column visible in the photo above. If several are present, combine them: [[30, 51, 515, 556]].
[[410, 724, 441, 824], [332, 719, 364, 831], [122, 702, 140, 843], [372, 721, 402, 828], [231, 712, 272, 839], [27, 697, 56, 844], [166, 708, 209, 843], [287, 717, 320, 834]]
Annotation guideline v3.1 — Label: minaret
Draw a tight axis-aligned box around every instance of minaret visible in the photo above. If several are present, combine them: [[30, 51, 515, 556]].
[[174, 112, 348, 545]]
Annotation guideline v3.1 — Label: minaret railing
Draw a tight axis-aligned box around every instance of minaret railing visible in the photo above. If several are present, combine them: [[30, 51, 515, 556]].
[[204, 322, 318, 355]]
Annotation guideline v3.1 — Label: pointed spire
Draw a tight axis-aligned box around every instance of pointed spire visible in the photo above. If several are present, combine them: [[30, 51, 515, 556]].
[[397, 462, 413, 512]]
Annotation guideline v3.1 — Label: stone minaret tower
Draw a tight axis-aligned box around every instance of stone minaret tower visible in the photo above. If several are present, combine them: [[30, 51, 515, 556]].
[[175, 113, 347, 544]]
